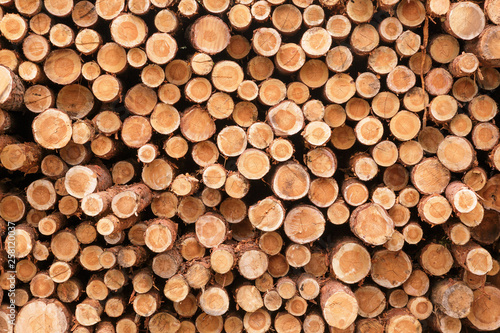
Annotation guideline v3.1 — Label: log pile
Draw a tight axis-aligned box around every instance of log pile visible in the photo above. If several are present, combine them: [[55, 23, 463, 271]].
[[1, 0, 500, 332]]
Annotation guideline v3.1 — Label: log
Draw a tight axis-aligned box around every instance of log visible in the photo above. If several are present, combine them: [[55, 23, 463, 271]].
[[431, 279, 474, 318], [320, 279, 358, 329]]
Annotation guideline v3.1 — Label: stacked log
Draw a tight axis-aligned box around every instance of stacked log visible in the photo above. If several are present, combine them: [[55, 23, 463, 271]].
[[0, 0, 500, 332]]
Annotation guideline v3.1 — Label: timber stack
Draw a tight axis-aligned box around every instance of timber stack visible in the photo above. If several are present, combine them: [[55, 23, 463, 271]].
[[1, 0, 500, 332]]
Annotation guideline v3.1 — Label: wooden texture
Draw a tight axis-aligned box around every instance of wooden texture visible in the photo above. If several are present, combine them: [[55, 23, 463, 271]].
[[3, 0, 500, 332]]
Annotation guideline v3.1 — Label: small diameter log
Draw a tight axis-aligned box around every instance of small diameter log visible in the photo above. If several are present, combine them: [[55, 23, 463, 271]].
[[0, 194, 25, 223], [341, 179, 368, 207], [325, 46, 353, 74], [384, 230, 405, 251], [372, 92, 399, 119], [184, 259, 212, 289], [402, 224, 425, 245], [247, 122, 274, 149], [350, 24, 378, 55], [451, 241, 493, 276], [470, 209, 500, 245], [271, 4, 302, 35], [51, 230, 79, 262], [419, 128, 444, 154], [432, 279, 473, 318], [387, 66, 416, 94], [330, 238, 371, 284], [403, 269, 429, 297], [32, 108, 72, 150], [86, 275, 108, 301], [38, 212, 66, 236], [164, 274, 189, 302], [30, 271, 55, 298], [324, 74, 356, 104], [148, 312, 181, 333], [368, 47, 397, 76], [111, 183, 152, 218], [320, 279, 358, 329], [419, 243, 454, 276], [178, 196, 205, 224], [259, 232, 283, 256], [243, 309, 271, 333], [407, 296, 433, 320], [133, 290, 160, 317], [388, 289, 409, 309], [210, 244, 235, 274], [444, 181, 477, 214], [417, 194, 452, 225], [151, 249, 182, 279], [65, 164, 112, 199], [211, 61, 244, 93]]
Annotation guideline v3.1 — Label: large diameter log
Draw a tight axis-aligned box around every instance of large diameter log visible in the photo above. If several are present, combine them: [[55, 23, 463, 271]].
[[444, 2, 485, 40], [431, 279, 473, 318], [238, 247, 268, 280], [44, 49, 82, 85], [188, 15, 230, 55], [248, 196, 285, 231], [371, 250, 412, 288], [411, 157, 450, 194], [284, 205, 325, 244], [330, 238, 371, 284], [419, 243, 454, 276], [465, 25, 500, 67], [145, 218, 178, 253], [320, 279, 358, 329], [466, 285, 500, 331], [271, 162, 310, 200], [0, 65, 25, 111], [32, 109, 72, 149], [0, 143, 42, 173], [350, 203, 394, 246], [15, 299, 71, 333]]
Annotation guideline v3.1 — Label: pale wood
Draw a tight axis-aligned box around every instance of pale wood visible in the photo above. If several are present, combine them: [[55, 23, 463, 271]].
[[326, 15, 351, 40], [368, 50, 396, 80], [325, 46, 353, 73], [419, 243, 454, 276], [272, 4, 302, 35], [320, 279, 358, 329], [379, 17, 403, 42]]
